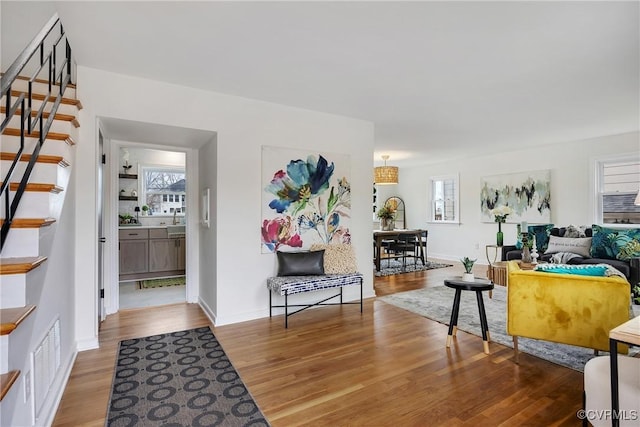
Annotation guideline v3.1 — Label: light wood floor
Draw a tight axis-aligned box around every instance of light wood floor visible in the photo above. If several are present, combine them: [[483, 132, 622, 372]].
[[53, 261, 583, 426]]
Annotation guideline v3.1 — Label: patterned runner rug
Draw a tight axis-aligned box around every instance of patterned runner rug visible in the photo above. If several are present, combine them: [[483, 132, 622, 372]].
[[106, 326, 269, 426]]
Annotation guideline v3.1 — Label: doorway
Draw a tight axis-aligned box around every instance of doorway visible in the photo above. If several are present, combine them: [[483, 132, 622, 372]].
[[116, 146, 187, 309]]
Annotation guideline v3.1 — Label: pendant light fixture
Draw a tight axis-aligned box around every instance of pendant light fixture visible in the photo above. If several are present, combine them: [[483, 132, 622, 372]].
[[374, 155, 398, 185]]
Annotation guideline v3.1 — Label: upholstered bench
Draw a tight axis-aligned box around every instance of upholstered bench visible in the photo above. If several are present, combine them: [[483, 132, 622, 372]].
[[267, 273, 364, 328], [267, 243, 363, 328]]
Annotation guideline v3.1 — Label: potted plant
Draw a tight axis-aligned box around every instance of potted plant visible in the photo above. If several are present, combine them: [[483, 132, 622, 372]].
[[460, 257, 476, 281], [142, 205, 149, 216], [376, 205, 396, 231], [119, 213, 133, 224]]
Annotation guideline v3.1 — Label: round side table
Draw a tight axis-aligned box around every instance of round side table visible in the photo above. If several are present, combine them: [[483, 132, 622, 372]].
[[444, 277, 494, 354]]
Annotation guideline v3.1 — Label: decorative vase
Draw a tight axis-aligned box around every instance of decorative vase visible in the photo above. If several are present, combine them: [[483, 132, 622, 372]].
[[381, 218, 394, 231], [496, 222, 503, 246], [462, 273, 475, 282]]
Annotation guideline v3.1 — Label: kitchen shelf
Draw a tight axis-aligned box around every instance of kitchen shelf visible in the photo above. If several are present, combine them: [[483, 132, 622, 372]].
[[119, 196, 138, 201], [119, 173, 138, 179]]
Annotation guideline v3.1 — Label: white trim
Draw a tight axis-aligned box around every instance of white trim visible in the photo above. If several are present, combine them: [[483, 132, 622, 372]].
[[198, 297, 217, 326], [591, 151, 640, 225], [428, 173, 460, 224], [104, 139, 200, 315]]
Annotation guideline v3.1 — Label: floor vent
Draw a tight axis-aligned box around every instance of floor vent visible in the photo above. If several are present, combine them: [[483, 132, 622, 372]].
[[32, 318, 60, 419]]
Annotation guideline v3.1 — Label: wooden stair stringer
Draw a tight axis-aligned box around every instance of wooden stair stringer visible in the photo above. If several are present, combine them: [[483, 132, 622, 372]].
[[0, 305, 36, 335]]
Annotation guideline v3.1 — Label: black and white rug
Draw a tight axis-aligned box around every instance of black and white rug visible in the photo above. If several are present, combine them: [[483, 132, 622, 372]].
[[378, 285, 640, 372], [374, 258, 453, 276], [106, 326, 269, 426]]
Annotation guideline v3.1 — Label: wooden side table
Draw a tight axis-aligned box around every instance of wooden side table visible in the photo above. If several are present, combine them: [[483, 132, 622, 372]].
[[444, 278, 494, 354]]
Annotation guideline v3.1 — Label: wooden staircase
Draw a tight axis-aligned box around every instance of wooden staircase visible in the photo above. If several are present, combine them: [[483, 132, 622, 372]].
[[0, 77, 81, 404]]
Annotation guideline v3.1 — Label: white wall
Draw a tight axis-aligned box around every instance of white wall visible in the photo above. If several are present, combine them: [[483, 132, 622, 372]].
[[74, 66, 375, 343], [393, 132, 640, 265]]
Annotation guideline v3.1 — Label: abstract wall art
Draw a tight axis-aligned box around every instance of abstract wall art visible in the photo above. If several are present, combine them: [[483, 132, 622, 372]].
[[261, 146, 351, 253], [480, 170, 551, 223]]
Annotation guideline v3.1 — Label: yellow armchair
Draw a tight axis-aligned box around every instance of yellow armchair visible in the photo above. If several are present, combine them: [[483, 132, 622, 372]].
[[506, 261, 630, 360]]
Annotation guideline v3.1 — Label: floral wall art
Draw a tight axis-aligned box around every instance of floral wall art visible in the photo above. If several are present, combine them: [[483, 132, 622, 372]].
[[480, 170, 551, 223], [261, 146, 352, 253]]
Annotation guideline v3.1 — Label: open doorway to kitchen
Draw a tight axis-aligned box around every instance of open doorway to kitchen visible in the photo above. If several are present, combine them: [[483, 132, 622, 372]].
[[117, 146, 187, 309]]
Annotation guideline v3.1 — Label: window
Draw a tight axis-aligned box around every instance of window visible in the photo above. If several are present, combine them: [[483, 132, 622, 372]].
[[595, 156, 640, 225], [141, 165, 186, 216], [429, 174, 459, 223]]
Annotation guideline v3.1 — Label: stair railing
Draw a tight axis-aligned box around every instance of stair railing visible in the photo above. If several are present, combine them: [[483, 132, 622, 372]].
[[0, 13, 73, 252]]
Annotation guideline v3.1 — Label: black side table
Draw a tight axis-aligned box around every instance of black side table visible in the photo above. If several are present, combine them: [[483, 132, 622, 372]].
[[444, 278, 494, 354]]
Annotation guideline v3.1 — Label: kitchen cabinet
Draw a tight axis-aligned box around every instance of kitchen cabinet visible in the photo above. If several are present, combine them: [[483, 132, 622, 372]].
[[148, 228, 186, 273], [119, 229, 149, 274]]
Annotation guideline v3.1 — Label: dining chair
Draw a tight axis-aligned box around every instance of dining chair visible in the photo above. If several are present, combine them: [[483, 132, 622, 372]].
[[415, 230, 428, 263], [389, 234, 417, 269]]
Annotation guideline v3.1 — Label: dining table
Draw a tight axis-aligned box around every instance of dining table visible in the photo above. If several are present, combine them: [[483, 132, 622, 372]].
[[373, 229, 426, 272]]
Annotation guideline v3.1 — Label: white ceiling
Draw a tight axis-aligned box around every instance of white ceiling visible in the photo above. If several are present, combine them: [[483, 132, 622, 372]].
[[12, 1, 640, 166]]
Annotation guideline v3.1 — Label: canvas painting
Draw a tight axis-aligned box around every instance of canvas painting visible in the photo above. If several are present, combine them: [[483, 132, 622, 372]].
[[261, 146, 351, 253], [480, 170, 551, 223]]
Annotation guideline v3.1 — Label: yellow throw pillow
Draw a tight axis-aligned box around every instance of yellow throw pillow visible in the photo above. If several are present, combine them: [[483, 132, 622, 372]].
[[309, 243, 358, 274]]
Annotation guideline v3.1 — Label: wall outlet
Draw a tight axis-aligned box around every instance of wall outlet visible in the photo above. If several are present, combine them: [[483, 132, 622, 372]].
[[24, 370, 31, 403]]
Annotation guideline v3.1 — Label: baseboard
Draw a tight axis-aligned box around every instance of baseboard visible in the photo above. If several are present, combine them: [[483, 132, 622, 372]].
[[198, 297, 217, 326], [39, 349, 77, 427], [76, 337, 99, 351]]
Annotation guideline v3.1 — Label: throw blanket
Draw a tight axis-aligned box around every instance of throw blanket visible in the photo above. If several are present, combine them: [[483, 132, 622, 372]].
[[550, 252, 582, 264]]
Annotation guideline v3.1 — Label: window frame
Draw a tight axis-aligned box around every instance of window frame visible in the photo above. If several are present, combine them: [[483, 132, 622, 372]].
[[591, 152, 640, 226], [428, 173, 460, 224], [139, 164, 186, 217]]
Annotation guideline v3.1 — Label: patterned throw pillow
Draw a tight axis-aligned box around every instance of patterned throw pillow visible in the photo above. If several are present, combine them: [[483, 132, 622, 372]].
[[527, 224, 554, 253], [590, 225, 640, 261], [309, 243, 358, 274], [534, 263, 608, 276]]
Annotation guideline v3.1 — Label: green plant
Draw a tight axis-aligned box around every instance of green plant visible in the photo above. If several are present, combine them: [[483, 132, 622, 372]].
[[376, 205, 396, 220], [460, 257, 476, 274], [633, 284, 640, 305], [142, 205, 149, 212]]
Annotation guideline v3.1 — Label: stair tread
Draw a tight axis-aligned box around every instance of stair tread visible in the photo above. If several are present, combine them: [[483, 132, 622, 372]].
[[2, 128, 75, 145], [0, 305, 36, 335], [9, 74, 77, 89], [0, 106, 79, 128], [0, 152, 69, 167], [10, 90, 81, 108], [1, 182, 64, 193], [0, 218, 56, 228], [0, 370, 20, 402], [0, 255, 47, 275]]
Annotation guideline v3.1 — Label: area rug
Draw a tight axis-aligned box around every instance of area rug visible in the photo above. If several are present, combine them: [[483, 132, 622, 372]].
[[374, 258, 453, 276], [378, 285, 639, 372], [106, 326, 269, 426], [139, 276, 186, 289]]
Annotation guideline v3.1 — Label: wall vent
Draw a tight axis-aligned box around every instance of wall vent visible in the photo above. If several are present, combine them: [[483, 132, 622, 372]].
[[32, 318, 61, 421]]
